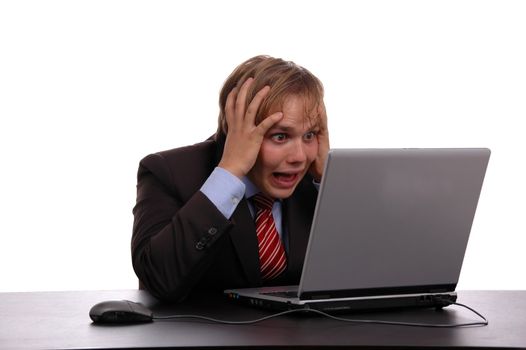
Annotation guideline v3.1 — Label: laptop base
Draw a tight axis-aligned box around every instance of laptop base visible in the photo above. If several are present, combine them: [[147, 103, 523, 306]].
[[225, 290, 457, 313]]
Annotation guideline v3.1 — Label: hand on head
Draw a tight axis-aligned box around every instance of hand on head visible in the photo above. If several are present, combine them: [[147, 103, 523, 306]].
[[218, 77, 283, 179], [308, 100, 330, 182]]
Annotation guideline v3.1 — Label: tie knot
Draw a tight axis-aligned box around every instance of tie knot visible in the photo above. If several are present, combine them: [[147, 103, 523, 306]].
[[252, 193, 274, 211]]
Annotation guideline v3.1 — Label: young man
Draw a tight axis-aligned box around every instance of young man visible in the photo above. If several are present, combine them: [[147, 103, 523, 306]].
[[132, 55, 329, 302]]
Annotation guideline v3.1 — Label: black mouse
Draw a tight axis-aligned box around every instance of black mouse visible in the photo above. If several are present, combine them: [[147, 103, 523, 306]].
[[89, 300, 153, 324]]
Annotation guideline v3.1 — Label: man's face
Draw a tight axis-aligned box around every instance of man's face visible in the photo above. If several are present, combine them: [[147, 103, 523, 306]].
[[247, 95, 319, 199]]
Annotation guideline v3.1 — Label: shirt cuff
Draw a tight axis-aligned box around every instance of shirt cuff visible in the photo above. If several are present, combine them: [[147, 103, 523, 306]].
[[200, 167, 246, 219]]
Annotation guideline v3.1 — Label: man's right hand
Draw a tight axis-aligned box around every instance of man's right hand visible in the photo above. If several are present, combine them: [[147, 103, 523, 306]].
[[218, 77, 283, 179]]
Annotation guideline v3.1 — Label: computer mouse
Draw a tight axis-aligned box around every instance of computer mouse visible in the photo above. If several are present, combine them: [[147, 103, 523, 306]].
[[89, 300, 154, 324]]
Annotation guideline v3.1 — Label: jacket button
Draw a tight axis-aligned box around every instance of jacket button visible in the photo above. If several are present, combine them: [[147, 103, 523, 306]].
[[208, 227, 218, 235], [195, 241, 205, 250]]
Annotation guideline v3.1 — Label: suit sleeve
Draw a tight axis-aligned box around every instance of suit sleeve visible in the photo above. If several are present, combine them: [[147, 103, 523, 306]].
[[131, 153, 234, 302]]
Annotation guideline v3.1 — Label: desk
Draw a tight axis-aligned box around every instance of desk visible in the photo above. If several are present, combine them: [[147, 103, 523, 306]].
[[0, 290, 524, 349]]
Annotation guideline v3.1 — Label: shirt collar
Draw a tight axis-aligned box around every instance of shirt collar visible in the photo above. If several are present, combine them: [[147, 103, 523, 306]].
[[241, 176, 283, 203], [241, 176, 259, 199]]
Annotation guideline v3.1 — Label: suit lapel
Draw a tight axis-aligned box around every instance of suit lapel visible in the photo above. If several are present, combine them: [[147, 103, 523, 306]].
[[228, 198, 262, 286], [282, 184, 317, 282], [228, 180, 317, 286]]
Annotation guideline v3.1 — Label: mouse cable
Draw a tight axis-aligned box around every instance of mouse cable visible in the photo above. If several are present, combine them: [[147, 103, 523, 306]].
[[153, 302, 488, 328]]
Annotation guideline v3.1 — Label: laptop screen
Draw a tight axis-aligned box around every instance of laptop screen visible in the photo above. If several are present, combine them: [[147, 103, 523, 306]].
[[298, 148, 490, 299]]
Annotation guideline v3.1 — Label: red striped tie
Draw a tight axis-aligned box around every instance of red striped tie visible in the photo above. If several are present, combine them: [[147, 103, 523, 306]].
[[253, 193, 287, 280]]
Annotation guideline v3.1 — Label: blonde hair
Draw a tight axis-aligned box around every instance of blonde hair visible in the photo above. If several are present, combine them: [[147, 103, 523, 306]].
[[216, 55, 324, 139]]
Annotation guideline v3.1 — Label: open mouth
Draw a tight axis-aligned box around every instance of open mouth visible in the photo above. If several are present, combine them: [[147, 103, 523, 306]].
[[272, 172, 300, 187]]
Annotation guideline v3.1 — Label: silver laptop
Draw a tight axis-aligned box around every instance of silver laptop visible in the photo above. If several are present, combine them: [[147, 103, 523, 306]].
[[225, 148, 491, 312]]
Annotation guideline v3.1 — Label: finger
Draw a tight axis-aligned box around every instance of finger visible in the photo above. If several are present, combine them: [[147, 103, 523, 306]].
[[235, 77, 254, 121], [245, 85, 271, 126], [313, 100, 329, 148], [256, 112, 283, 136], [318, 100, 328, 131], [225, 87, 239, 129]]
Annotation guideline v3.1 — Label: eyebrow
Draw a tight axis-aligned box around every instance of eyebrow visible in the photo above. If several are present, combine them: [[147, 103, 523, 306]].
[[268, 124, 320, 133]]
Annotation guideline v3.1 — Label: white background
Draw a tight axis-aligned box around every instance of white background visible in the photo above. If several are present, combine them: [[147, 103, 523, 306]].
[[1, 1, 524, 292]]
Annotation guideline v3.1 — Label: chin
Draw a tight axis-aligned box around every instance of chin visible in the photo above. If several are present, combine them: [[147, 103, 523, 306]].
[[266, 186, 297, 200]]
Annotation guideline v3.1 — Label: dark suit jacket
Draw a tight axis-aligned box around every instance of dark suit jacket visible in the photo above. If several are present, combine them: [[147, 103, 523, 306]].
[[132, 136, 318, 302]]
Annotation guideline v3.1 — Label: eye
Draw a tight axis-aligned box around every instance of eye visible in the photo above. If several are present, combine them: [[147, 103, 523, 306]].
[[303, 131, 317, 141], [271, 133, 288, 142]]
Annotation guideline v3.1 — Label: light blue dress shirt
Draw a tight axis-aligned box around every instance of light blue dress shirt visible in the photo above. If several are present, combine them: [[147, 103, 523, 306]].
[[200, 166, 320, 253], [200, 167, 286, 248]]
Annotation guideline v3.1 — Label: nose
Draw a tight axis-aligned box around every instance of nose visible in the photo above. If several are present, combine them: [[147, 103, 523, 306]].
[[287, 139, 307, 164]]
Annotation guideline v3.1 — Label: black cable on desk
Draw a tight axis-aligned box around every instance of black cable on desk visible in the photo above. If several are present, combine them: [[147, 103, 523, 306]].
[[153, 302, 488, 328]]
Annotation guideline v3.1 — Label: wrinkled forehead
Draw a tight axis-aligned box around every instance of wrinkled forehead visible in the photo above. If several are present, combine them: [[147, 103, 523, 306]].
[[265, 93, 322, 128]]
